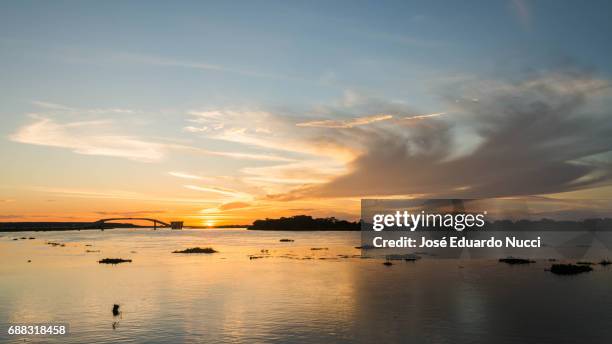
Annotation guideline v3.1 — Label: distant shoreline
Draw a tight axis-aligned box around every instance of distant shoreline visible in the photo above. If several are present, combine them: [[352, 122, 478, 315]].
[[0, 222, 143, 232], [0, 215, 362, 232], [0, 223, 360, 232]]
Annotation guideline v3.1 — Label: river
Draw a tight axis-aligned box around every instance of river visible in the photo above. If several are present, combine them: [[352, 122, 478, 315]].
[[1, 228, 611, 343]]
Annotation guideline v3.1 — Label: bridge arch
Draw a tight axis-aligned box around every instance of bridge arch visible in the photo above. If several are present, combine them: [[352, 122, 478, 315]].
[[94, 217, 171, 229]]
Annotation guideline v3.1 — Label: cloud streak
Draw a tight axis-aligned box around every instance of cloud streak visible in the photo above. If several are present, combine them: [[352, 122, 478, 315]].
[[168, 171, 205, 180], [10, 116, 166, 162], [400, 112, 447, 121], [183, 184, 250, 199], [32, 100, 137, 114], [113, 52, 304, 82], [27, 186, 220, 204], [296, 114, 393, 128]]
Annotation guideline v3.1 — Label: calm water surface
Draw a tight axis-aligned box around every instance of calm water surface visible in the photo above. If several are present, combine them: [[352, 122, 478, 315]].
[[1, 228, 611, 343]]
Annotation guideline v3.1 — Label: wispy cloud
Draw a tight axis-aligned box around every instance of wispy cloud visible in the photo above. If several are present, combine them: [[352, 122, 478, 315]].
[[363, 31, 447, 48], [31, 101, 75, 111], [0, 214, 27, 219], [113, 52, 302, 81], [242, 161, 342, 186], [296, 114, 393, 128], [400, 112, 447, 121], [168, 171, 205, 180], [218, 201, 251, 211], [295, 112, 446, 128], [183, 126, 209, 133], [27, 186, 220, 204], [183, 109, 358, 162], [184, 184, 250, 199], [197, 149, 295, 162], [10, 116, 166, 162], [32, 100, 137, 114], [11, 114, 295, 164]]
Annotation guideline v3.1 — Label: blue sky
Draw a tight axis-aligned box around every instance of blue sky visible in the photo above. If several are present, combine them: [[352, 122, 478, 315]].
[[2, 1, 612, 224], [3, 0, 611, 113]]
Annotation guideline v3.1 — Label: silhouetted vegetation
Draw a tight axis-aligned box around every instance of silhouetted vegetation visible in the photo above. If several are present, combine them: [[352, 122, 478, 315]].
[[550, 264, 592, 275], [248, 215, 359, 231], [99, 258, 132, 264], [599, 259, 611, 266], [499, 257, 534, 265], [172, 247, 218, 254]]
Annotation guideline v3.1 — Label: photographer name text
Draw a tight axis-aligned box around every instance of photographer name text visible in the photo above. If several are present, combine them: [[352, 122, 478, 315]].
[[372, 236, 542, 248]]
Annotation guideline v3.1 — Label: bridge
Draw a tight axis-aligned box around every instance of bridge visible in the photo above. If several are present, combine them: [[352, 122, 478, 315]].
[[94, 218, 183, 230]]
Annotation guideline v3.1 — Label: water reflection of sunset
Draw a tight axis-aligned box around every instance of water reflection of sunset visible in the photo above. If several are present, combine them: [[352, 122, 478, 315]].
[[3, 228, 612, 343]]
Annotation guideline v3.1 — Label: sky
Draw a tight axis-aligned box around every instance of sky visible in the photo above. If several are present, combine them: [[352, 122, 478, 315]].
[[1, 0, 612, 225]]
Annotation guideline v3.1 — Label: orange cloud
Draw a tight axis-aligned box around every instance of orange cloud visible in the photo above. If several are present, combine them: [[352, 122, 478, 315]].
[[219, 202, 251, 211]]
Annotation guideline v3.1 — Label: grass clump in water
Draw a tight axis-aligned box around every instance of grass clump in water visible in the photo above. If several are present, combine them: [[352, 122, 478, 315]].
[[98, 258, 132, 264], [498, 257, 534, 265], [550, 263, 592, 275], [172, 247, 218, 254]]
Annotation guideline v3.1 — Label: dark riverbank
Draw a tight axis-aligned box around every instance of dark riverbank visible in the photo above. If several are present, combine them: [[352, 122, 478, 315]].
[[2, 215, 361, 232], [0, 222, 142, 232]]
